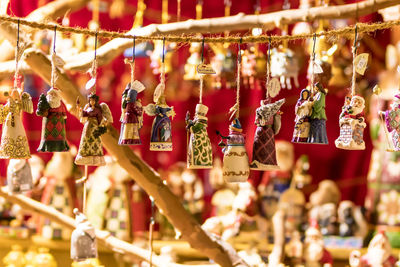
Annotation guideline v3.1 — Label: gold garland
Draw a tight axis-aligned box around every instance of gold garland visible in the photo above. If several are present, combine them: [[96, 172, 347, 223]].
[[0, 14, 400, 43]]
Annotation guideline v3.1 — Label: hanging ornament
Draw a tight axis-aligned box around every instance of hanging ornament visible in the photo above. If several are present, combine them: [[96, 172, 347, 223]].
[[335, 26, 367, 150], [217, 40, 250, 183], [184, 41, 202, 81], [270, 47, 300, 90], [71, 208, 98, 262], [37, 26, 70, 152], [210, 43, 236, 89], [7, 159, 33, 193], [75, 33, 113, 166], [145, 38, 175, 151], [251, 38, 285, 170], [119, 37, 145, 145], [0, 20, 33, 159], [186, 38, 213, 169]]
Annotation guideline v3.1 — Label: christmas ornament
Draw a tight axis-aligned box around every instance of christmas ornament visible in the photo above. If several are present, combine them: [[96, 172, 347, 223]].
[[145, 38, 175, 151], [7, 159, 33, 193], [210, 43, 235, 89], [186, 38, 213, 169], [292, 88, 313, 143], [217, 41, 249, 183], [335, 27, 367, 150], [119, 38, 145, 145], [303, 222, 333, 266], [251, 40, 285, 170], [71, 208, 98, 261], [380, 94, 400, 151], [184, 41, 202, 81], [0, 22, 33, 159], [75, 34, 113, 166], [37, 27, 69, 152], [270, 47, 300, 90]]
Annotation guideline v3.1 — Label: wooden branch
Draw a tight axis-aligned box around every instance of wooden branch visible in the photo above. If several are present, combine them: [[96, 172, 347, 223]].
[[63, 0, 399, 71], [22, 47, 234, 267], [0, 0, 90, 62], [0, 187, 164, 266]]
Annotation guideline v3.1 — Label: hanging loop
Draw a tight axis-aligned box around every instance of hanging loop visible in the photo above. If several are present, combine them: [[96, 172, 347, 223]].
[[94, 31, 98, 61], [353, 24, 359, 55], [53, 25, 57, 53], [16, 18, 20, 49], [238, 37, 242, 63], [132, 35, 136, 63], [312, 33, 317, 62], [162, 37, 166, 63]]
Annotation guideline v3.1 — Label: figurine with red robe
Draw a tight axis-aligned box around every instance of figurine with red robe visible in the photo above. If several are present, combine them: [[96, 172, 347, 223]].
[[292, 89, 313, 143], [36, 88, 69, 152], [250, 98, 285, 170], [119, 81, 145, 145], [380, 94, 400, 151]]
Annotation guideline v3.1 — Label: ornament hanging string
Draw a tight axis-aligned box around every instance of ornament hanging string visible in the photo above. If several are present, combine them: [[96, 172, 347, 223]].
[[14, 19, 20, 89], [161, 37, 166, 87], [265, 36, 271, 99], [235, 38, 242, 119], [311, 33, 317, 95], [1, 14, 400, 43], [199, 36, 205, 104], [124, 36, 136, 86], [91, 31, 99, 89], [177, 0, 181, 22], [50, 25, 57, 88], [351, 24, 358, 96]]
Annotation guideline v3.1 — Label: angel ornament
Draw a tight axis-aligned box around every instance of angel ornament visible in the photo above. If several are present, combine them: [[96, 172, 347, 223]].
[[119, 81, 145, 145], [145, 83, 175, 151], [0, 87, 33, 159], [335, 95, 366, 150], [75, 93, 113, 166], [250, 98, 285, 170], [217, 119, 250, 183], [36, 88, 69, 152], [185, 104, 213, 169]]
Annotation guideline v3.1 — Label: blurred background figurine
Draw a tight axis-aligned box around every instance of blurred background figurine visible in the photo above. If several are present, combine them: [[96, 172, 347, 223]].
[[337, 200, 368, 238], [36, 88, 69, 152], [7, 159, 33, 193], [380, 94, 400, 151], [119, 81, 145, 145], [250, 98, 285, 170], [303, 223, 333, 267], [270, 48, 300, 90], [71, 208, 98, 262]]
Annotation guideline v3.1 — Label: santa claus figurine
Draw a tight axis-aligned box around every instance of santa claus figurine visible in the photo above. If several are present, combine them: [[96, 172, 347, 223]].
[[303, 222, 333, 267], [350, 231, 397, 267], [335, 95, 366, 150]]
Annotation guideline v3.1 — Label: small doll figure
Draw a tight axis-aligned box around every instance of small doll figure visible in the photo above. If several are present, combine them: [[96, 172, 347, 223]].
[[380, 94, 400, 151], [250, 98, 285, 170], [292, 89, 313, 143], [303, 223, 333, 267], [338, 200, 368, 238], [308, 83, 329, 144], [185, 104, 213, 169], [75, 93, 113, 166], [318, 203, 338, 236], [119, 81, 145, 145], [0, 88, 33, 159], [36, 88, 69, 152], [217, 119, 250, 183], [71, 208, 98, 261], [145, 95, 175, 151], [350, 231, 397, 267], [7, 159, 33, 193], [335, 95, 366, 150]]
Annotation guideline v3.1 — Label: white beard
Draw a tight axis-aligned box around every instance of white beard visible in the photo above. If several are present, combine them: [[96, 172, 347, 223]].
[[47, 94, 61, 109], [368, 247, 389, 266], [304, 242, 324, 264], [351, 105, 364, 116]]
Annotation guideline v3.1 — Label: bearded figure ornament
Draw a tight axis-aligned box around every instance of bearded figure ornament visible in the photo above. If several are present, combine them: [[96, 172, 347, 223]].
[[335, 95, 367, 150], [350, 231, 397, 267], [303, 224, 333, 267], [36, 88, 69, 152]]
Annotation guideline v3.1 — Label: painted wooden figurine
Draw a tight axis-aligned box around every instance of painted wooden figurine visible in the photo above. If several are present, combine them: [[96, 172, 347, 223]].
[[292, 89, 313, 143], [185, 104, 213, 169], [118, 81, 145, 145], [75, 93, 113, 166], [335, 95, 366, 150], [71, 208, 98, 261], [303, 223, 333, 267], [145, 94, 175, 151], [217, 119, 250, 183], [270, 48, 300, 90], [7, 159, 33, 193], [36, 88, 69, 152], [380, 94, 400, 151], [0, 88, 33, 159], [250, 98, 285, 170], [308, 83, 329, 144]]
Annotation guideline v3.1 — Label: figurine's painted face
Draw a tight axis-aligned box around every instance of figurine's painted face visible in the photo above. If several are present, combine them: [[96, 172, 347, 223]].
[[350, 96, 365, 115], [89, 98, 96, 106], [10, 89, 20, 100]]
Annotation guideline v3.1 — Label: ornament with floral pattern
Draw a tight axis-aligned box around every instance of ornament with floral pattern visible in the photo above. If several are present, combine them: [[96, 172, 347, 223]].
[[377, 190, 400, 226]]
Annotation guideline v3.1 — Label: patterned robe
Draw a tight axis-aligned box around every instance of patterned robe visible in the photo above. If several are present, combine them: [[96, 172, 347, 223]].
[[187, 119, 212, 169], [37, 102, 69, 152], [149, 105, 173, 151], [119, 88, 143, 145]]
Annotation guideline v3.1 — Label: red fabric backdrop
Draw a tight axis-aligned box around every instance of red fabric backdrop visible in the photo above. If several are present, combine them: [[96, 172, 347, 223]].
[[0, 0, 390, 221]]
